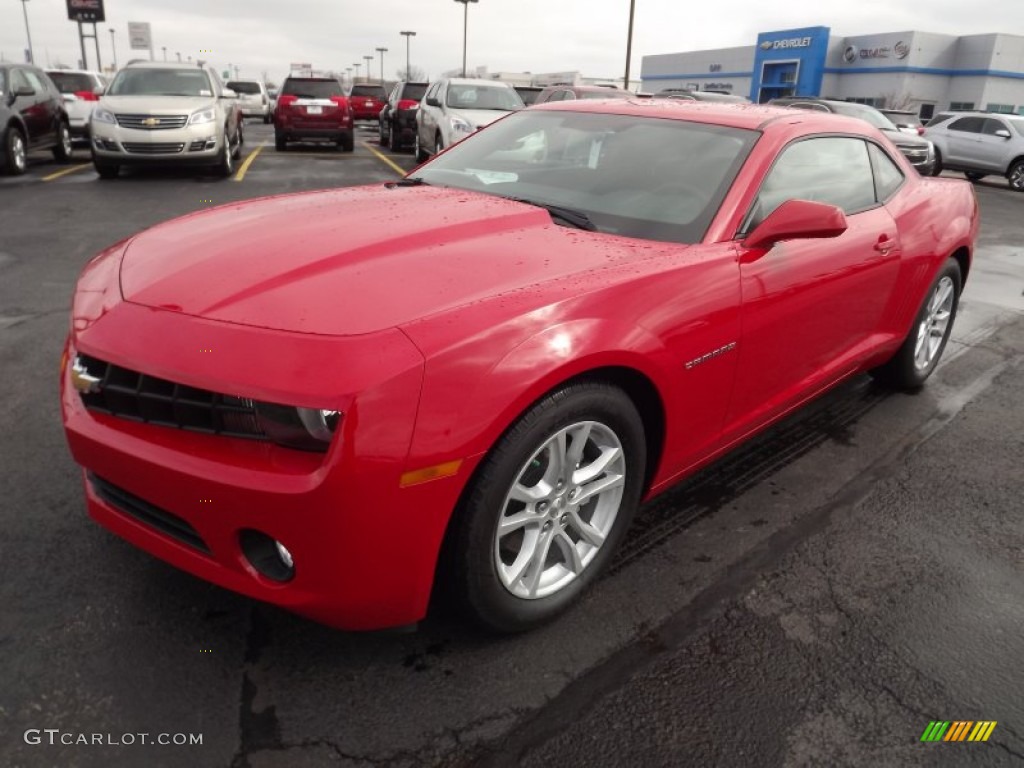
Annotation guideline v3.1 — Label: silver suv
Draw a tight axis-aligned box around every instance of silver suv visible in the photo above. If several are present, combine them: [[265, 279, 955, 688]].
[[925, 111, 1024, 191], [90, 60, 243, 179]]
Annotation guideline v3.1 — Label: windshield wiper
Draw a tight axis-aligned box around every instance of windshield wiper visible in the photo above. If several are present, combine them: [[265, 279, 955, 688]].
[[385, 177, 429, 189], [505, 196, 597, 231]]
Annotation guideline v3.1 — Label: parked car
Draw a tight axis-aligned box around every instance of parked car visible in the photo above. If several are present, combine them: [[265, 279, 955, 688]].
[[769, 98, 936, 175], [89, 60, 243, 179], [924, 111, 1024, 189], [46, 69, 108, 142], [274, 74, 353, 152], [348, 83, 388, 122], [514, 85, 544, 106], [267, 87, 278, 112], [227, 79, 271, 124], [879, 109, 925, 135], [415, 77, 523, 161], [1, 63, 72, 175], [378, 80, 428, 150], [534, 84, 633, 104], [62, 100, 977, 633], [656, 88, 750, 103]]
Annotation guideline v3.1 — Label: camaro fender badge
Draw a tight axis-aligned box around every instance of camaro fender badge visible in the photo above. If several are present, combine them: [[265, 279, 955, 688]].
[[70, 357, 102, 394], [684, 341, 737, 370]]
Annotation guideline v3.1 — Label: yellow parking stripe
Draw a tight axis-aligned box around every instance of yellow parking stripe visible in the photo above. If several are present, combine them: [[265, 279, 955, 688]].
[[43, 163, 91, 181], [361, 140, 406, 176], [234, 142, 266, 181]]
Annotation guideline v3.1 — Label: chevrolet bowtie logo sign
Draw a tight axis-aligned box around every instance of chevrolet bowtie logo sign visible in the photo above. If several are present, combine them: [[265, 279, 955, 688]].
[[142, 117, 161, 127], [70, 357, 102, 394]]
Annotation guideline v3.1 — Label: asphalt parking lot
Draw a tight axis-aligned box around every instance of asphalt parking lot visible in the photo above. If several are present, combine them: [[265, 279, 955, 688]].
[[1, 120, 1023, 768]]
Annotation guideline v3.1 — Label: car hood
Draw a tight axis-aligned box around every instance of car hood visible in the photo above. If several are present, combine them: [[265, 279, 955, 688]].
[[881, 127, 930, 148], [118, 185, 642, 336], [98, 94, 217, 115], [448, 108, 511, 129]]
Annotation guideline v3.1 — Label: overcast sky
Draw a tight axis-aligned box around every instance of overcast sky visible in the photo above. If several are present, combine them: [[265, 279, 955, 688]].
[[1, 0, 1021, 83]]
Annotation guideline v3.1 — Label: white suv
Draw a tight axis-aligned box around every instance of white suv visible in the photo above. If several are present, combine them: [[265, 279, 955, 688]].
[[414, 78, 523, 162], [46, 69, 108, 142], [90, 60, 243, 179], [924, 111, 1024, 191], [227, 79, 271, 123]]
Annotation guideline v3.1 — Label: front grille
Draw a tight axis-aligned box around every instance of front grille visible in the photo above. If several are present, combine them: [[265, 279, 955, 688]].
[[116, 114, 188, 130], [76, 355, 266, 440], [89, 473, 210, 553], [900, 148, 929, 163], [121, 142, 185, 155]]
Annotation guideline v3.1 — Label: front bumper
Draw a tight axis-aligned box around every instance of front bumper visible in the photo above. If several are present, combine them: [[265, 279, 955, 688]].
[[90, 121, 225, 165], [61, 299, 468, 630]]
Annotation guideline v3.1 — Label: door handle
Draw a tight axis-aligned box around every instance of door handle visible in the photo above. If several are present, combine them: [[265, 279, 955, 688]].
[[874, 235, 894, 255]]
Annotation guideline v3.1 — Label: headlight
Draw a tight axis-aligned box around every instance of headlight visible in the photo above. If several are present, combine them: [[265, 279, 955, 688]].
[[92, 106, 116, 124], [189, 107, 217, 125], [449, 116, 474, 134], [255, 403, 342, 451]]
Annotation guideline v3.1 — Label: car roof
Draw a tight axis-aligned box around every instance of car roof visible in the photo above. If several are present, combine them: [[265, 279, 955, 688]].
[[444, 77, 514, 87], [46, 69, 104, 77], [530, 98, 879, 135], [123, 60, 210, 70]]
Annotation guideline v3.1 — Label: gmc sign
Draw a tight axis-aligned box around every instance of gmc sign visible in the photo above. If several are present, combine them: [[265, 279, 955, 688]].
[[67, 0, 105, 23]]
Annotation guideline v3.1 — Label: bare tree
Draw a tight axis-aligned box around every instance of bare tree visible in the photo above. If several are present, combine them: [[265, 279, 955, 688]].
[[396, 65, 427, 82], [880, 90, 916, 110]]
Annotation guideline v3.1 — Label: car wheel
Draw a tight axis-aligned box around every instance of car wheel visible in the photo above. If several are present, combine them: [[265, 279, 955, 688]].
[[275, 131, 286, 152], [93, 159, 119, 179], [2, 126, 27, 175], [435, 134, 444, 155], [931, 149, 943, 176], [1008, 160, 1024, 192], [217, 140, 234, 177], [52, 121, 73, 163], [339, 131, 354, 152], [263, 114, 272, 125], [450, 381, 646, 633], [237, 123, 244, 150], [870, 257, 961, 390], [414, 133, 428, 162], [379, 119, 389, 147], [964, 171, 986, 182]]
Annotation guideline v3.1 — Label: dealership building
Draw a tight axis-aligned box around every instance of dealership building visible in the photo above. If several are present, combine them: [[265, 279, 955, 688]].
[[641, 27, 1024, 120]]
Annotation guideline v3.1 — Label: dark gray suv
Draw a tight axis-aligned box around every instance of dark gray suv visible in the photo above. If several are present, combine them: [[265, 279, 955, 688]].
[[769, 97, 936, 176], [924, 112, 1024, 191], [1, 63, 73, 175]]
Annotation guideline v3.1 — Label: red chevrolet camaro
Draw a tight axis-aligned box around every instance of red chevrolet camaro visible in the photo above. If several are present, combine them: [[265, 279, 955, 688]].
[[62, 100, 978, 633]]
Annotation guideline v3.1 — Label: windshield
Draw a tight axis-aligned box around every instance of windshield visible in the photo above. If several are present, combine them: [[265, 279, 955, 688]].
[[108, 68, 213, 97], [414, 110, 757, 245], [48, 72, 97, 93], [1008, 117, 1024, 137], [227, 81, 261, 95], [402, 83, 428, 101], [446, 84, 524, 111], [350, 85, 386, 98], [282, 78, 342, 98]]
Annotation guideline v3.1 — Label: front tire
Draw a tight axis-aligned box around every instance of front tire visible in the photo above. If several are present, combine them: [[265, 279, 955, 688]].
[[2, 126, 27, 175], [870, 258, 961, 389], [1008, 160, 1024, 192], [414, 132, 428, 163], [93, 159, 119, 179], [52, 121, 72, 163], [451, 381, 646, 633], [216, 139, 234, 177], [964, 171, 986, 182], [931, 148, 943, 176]]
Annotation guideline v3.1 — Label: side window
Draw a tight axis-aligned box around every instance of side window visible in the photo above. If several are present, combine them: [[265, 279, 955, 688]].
[[868, 143, 904, 201], [10, 69, 30, 92], [948, 117, 983, 133], [22, 69, 46, 93], [746, 137, 876, 231], [981, 118, 1007, 136]]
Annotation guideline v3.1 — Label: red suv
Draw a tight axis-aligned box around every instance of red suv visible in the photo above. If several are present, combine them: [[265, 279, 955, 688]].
[[274, 75, 354, 152], [348, 83, 387, 122]]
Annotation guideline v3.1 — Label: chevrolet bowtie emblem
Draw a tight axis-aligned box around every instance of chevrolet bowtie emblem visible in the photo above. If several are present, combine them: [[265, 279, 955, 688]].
[[70, 357, 102, 394], [142, 117, 160, 127]]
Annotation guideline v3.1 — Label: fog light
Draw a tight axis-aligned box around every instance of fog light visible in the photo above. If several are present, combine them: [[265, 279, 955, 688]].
[[239, 529, 295, 582]]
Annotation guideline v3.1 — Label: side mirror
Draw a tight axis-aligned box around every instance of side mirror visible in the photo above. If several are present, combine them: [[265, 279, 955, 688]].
[[742, 199, 847, 251], [426, 96, 441, 107], [221, 88, 238, 99], [93, 86, 105, 97], [993, 129, 1011, 139], [15, 86, 35, 97]]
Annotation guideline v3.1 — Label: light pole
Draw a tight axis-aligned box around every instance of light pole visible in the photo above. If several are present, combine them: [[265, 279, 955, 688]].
[[353, 62, 361, 82], [162, 46, 167, 61], [400, 30, 415, 80], [375, 47, 388, 83], [19, 0, 34, 64], [453, 0, 478, 78], [346, 67, 352, 87], [623, 0, 636, 91], [109, 28, 117, 69], [363, 55, 373, 82]]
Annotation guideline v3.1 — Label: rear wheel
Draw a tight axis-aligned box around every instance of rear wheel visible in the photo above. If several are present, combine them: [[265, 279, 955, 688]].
[[275, 131, 286, 152], [379, 118, 389, 147], [435, 134, 444, 156], [2, 126, 27, 175], [263, 114, 272, 125], [339, 130, 354, 152], [870, 258, 961, 389], [964, 171, 986, 182], [93, 159, 119, 179], [52, 121, 72, 163], [1008, 160, 1024, 192], [450, 381, 646, 633], [414, 132, 428, 162]]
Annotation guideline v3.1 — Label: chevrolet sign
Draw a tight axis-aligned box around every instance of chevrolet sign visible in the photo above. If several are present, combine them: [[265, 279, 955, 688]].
[[760, 37, 813, 50]]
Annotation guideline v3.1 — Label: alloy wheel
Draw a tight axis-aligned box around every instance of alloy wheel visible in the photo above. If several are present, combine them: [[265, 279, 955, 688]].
[[914, 276, 954, 370], [12, 132, 26, 172], [1010, 162, 1024, 191]]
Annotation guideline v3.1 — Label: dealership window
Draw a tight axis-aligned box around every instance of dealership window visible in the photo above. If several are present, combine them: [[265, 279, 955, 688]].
[[949, 101, 975, 111], [986, 103, 1015, 114]]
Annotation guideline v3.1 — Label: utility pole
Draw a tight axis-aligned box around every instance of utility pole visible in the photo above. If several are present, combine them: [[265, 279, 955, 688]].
[[623, 0, 637, 91], [20, 0, 34, 64], [353, 62, 361, 82], [453, 0, 478, 78], [109, 28, 117, 69], [375, 47, 388, 83], [363, 55, 373, 82], [400, 30, 416, 80]]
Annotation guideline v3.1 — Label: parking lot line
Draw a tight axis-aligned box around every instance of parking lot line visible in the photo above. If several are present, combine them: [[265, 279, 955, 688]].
[[234, 142, 267, 182], [42, 163, 92, 182], [361, 141, 406, 176]]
